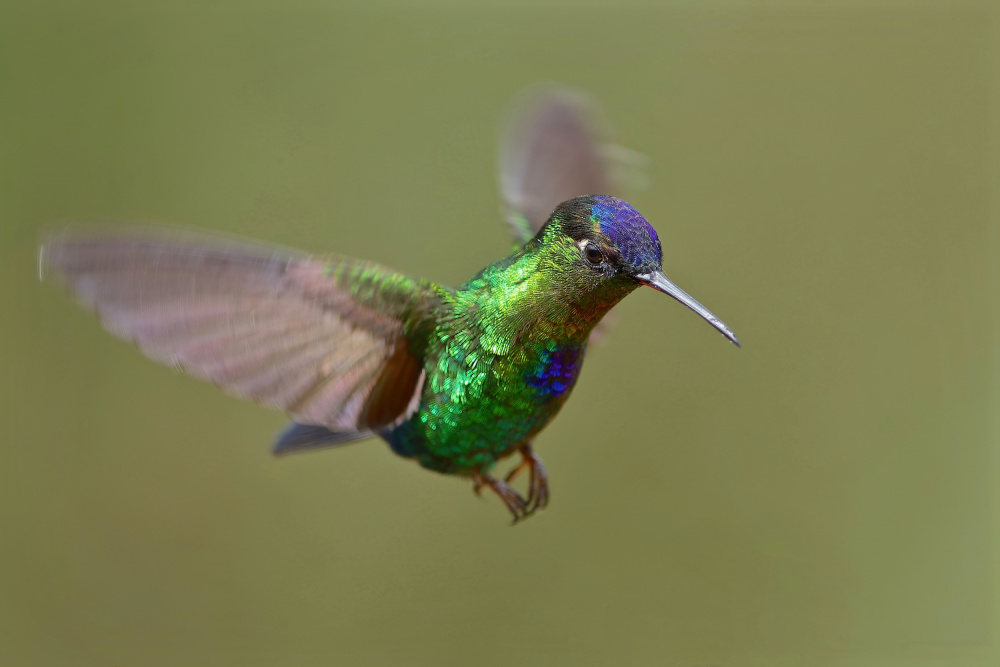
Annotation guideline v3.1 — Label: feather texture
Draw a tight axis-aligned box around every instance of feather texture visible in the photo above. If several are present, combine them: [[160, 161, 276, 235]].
[[498, 85, 644, 343], [41, 226, 440, 434]]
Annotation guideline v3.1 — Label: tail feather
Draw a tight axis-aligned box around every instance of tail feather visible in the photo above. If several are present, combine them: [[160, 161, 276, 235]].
[[272, 422, 372, 455]]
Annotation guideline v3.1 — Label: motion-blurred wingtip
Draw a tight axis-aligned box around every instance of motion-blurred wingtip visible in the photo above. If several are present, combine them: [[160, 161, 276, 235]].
[[37, 243, 47, 282]]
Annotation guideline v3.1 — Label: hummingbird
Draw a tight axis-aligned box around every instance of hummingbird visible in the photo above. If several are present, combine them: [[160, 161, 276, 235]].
[[40, 87, 739, 522]]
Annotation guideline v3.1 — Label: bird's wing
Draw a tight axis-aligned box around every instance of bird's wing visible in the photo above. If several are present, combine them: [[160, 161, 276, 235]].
[[499, 85, 634, 243], [498, 85, 648, 342], [41, 226, 441, 435]]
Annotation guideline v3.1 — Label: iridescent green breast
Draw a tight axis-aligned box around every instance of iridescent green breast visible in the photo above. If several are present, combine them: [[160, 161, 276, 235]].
[[382, 230, 635, 475], [386, 330, 584, 473], [384, 314, 586, 474]]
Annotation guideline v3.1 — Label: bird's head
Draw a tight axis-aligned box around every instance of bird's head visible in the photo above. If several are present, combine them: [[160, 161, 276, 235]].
[[543, 195, 740, 346]]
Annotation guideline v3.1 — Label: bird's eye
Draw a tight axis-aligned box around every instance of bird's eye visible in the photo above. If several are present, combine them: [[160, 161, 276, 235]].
[[584, 243, 603, 264]]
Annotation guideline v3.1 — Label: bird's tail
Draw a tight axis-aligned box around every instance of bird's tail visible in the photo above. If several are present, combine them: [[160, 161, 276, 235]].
[[272, 422, 372, 455]]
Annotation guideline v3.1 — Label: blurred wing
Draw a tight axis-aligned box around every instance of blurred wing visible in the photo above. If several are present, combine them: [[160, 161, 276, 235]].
[[41, 226, 441, 435], [499, 85, 647, 342], [499, 85, 643, 243]]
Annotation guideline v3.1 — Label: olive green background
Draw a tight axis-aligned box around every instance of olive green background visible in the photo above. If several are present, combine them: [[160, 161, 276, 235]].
[[2, 1, 998, 665]]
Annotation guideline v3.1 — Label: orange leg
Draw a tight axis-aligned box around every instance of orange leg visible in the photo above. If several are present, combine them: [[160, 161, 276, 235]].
[[504, 442, 549, 515], [473, 471, 528, 523]]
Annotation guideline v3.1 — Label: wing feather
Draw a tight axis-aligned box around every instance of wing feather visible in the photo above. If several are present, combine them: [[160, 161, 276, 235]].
[[41, 225, 440, 433], [499, 85, 615, 242]]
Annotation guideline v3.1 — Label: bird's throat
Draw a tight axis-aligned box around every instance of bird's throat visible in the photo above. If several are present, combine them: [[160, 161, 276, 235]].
[[460, 243, 636, 349]]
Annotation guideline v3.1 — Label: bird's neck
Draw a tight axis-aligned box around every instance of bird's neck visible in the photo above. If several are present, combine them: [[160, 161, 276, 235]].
[[460, 241, 636, 347]]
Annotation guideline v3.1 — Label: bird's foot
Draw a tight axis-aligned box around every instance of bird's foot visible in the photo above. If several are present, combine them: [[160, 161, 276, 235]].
[[473, 472, 529, 523], [504, 443, 549, 515]]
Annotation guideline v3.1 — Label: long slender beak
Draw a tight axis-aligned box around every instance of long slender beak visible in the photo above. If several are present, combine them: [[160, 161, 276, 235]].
[[636, 270, 741, 347]]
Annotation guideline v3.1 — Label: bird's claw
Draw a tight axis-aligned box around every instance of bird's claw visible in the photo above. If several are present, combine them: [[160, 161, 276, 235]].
[[504, 443, 549, 514], [475, 443, 550, 523], [473, 472, 529, 523]]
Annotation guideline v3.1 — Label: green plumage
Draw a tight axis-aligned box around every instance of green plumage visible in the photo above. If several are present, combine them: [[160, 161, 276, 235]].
[[386, 212, 639, 474], [40, 88, 740, 522]]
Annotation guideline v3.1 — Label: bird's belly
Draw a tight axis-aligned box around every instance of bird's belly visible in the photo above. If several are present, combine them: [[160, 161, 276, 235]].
[[383, 342, 586, 474]]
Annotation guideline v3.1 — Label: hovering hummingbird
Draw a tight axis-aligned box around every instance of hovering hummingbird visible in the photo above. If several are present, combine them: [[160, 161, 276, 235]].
[[40, 87, 739, 522]]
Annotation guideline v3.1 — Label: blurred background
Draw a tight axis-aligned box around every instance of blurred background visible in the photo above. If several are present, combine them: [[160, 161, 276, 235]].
[[2, 1, 998, 665]]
